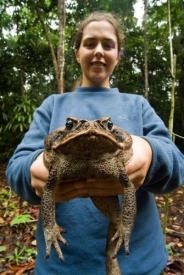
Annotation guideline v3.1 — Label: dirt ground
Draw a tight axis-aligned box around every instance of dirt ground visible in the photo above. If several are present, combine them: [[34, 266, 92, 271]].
[[0, 162, 183, 275]]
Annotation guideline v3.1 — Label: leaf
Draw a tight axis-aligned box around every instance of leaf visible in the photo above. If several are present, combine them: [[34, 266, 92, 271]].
[[8, 260, 35, 274], [165, 260, 183, 275], [10, 214, 32, 227], [0, 246, 6, 252], [28, 114, 32, 123], [0, 190, 10, 197], [0, 217, 6, 224], [20, 124, 23, 132], [166, 244, 174, 255], [177, 242, 183, 248], [9, 203, 17, 209], [31, 240, 37, 246], [25, 248, 37, 256]]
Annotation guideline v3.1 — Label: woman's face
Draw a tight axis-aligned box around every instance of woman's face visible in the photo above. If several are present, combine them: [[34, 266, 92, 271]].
[[75, 20, 120, 88]]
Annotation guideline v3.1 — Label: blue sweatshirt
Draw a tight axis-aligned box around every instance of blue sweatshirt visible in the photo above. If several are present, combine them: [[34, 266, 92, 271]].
[[6, 87, 184, 275]]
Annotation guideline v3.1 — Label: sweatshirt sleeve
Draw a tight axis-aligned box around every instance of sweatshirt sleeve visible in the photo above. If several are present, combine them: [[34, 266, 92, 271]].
[[141, 98, 184, 194], [5, 96, 54, 205]]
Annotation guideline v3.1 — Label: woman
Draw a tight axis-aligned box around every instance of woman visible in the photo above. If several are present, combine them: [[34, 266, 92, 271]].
[[6, 12, 184, 275]]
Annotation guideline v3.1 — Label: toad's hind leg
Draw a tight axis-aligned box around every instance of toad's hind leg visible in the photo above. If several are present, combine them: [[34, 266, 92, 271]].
[[91, 196, 122, 275], [41, 168, 68, 261], [106, 222, 122, 275], [110, 180, 136, 258]]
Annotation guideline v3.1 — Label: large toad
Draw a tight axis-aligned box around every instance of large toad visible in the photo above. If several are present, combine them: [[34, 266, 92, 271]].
[[42, 117, 136, 275]]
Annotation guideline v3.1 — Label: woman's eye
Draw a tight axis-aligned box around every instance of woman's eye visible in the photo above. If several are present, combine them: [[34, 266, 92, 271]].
[[105, 43, 114, 49], [85, 42, 95, 48]]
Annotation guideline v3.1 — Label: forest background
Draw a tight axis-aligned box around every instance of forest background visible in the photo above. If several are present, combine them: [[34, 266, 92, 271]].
[[0, 0, 184, 160]]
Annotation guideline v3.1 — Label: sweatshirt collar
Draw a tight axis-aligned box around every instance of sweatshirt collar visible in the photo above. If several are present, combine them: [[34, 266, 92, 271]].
[[75, 87, 119, 93]]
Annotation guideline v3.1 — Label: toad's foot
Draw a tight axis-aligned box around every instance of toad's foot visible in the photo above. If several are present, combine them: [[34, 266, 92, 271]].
[[110, 223, 129, 258], [44, 223, 68, 261]]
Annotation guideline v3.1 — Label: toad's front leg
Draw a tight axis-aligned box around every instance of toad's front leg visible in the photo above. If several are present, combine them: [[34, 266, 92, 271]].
[[41, 170, 68, 261]]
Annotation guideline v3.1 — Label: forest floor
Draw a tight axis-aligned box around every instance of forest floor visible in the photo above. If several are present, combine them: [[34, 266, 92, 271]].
[[0, 162, 184, 275]]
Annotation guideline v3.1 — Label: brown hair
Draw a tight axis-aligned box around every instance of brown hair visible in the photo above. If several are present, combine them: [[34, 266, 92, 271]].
[[74, 12, 124, 53]]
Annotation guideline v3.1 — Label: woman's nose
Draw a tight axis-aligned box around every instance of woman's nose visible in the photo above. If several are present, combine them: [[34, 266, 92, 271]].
[[94, 43, 104, 57]]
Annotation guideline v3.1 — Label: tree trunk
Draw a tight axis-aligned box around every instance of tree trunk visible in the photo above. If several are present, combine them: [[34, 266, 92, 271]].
[[168, 54, 176, 135], [143, 0, 149, 100], [179, 61, 184, 132], [167, 0, 175, 136], [30, 0, 59, 81], [57, 0, 65, 93], [163, 0, 176, 245]]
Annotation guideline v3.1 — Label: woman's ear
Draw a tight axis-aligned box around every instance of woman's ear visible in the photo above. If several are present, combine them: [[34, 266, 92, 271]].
[[74, 49, 80, 63], [115, 52, 120, 65]]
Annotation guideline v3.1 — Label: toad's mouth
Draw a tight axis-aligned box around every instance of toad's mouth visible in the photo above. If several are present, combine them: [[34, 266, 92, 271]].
[[53, 131, 124, 151], [55, 134, 121, 156]]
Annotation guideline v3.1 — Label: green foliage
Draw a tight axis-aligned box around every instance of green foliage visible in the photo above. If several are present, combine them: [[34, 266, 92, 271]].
[[4, 246, 37, 265], [6, 247, 25, 265], [165, 244, 174, 255], [0, 189, 11, 205], [9, 202, 17, 209], [11, 214, 33, 226], [0, 189, 18, 217], [0, 190, 9, 199], [0, 246, 6, 264], [4, 98, 36, 135], [25, 248, 37, 257], [0, 246, 6, 253], [0, 188, 32, 226], [0, 94, 37, 162]]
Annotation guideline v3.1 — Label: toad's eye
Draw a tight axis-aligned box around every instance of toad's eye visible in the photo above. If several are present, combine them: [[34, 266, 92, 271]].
[[66, 119, 74, 130], [107, 119, 113, 130]]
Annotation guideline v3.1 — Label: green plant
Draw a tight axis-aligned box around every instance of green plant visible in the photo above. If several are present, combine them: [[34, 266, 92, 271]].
[[9, 203, 17, 210], [6, 247, 26, 265], [25, 248, 37, 257], [165, 244, 174, 255], [0, 95, 35, 162], [11, 214, 32, 226], [5, 247, 37, 265], [0, 246, 7, 263], [5, 98, 36, 136], [0, 189, 18, 216], [0, 189, 10, 215], [0, 190, 10, 200], [0, 246, 6, 253]]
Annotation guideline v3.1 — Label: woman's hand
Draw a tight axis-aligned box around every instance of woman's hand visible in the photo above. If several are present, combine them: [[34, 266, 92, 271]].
[[126, 135, 152, 189], [30, 136, 152, 202], [30, 152, 49, 198]]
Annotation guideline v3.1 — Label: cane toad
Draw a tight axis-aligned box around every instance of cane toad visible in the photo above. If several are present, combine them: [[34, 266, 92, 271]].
[[42, 117, 136, 275]]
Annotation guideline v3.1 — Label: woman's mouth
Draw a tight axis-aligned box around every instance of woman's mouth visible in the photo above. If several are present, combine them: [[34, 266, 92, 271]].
[[90, 61, 106, 67]]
